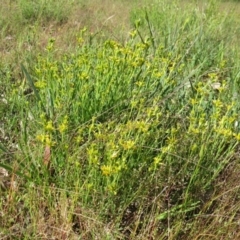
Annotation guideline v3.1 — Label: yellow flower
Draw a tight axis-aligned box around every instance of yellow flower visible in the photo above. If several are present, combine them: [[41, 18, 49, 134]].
[[45, 121, 54, 131], [135, 81, 144, 87], [153, 155, 162, 166], [121, 140, 135, 150], [190, 98, 198, 105], [208, 72, 218, 80], [213, 99, 223, 108], [45, 135, 55, 146], [59, 116, 68, 134], [216, 128, 233, 138], [234, 133, 240, 141], [80, 72, 89, 80], [35, 80, 46, 89], [101, 165, 113, 176], [36, 134, 45, 142], [188, 126, 200, 134], [136, 121, 149, 132], [87, 144, 99, 165]]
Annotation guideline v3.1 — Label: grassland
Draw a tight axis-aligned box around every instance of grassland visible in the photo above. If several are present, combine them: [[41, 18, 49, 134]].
[[1, 0, 240, 239]]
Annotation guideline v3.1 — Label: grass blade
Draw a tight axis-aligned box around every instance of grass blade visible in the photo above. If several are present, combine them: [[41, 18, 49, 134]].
[[21, 63, 46, 114], [145, 9, 156, 52], [21, 63, 41, 102]]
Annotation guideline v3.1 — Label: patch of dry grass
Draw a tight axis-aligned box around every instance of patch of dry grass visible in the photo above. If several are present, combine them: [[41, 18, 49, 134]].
[[0, 0, 143, 75]]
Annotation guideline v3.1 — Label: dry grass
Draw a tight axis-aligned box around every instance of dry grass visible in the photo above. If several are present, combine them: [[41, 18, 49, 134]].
[[0, 0, 143, 71], [2, 0, 240, 239], [1, 0, 240, 71], [189, 160, 240, 239]]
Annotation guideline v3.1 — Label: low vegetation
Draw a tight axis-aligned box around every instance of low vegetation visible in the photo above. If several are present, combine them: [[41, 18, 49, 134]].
[[1, 0, 240, 239]]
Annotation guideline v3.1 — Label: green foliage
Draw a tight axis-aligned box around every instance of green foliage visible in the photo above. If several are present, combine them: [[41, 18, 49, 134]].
[[1, 0, 240, 238], [18, 0, 71, 24]]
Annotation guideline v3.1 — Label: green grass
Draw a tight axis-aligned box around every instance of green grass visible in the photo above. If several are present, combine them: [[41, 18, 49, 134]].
[[1, 0, 240, 239]]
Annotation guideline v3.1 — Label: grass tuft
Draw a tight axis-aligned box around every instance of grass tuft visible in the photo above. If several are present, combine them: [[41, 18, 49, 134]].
[[1, 0, 240, 239]]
